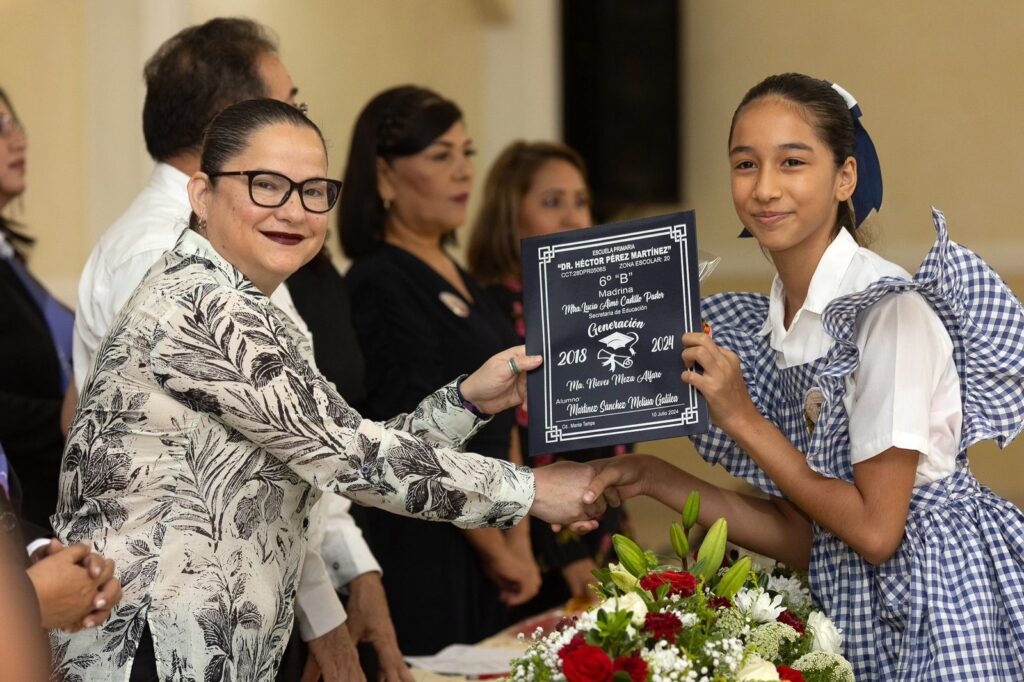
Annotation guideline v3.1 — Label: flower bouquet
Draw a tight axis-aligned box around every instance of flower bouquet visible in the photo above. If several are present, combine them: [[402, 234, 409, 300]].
[[510, 492, 854, 682]]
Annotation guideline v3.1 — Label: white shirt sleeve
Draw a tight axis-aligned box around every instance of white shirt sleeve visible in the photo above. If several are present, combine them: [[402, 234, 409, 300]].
[[293, 538, 348, 640], [73, 249, 169, 388], [319, 494, 382, 591], [843, 292, 961, 482]]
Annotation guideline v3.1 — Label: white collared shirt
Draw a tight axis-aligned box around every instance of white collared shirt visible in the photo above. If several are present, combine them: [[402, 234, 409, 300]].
[[71, 162, 381, 639], [760, 228, 961, 486]]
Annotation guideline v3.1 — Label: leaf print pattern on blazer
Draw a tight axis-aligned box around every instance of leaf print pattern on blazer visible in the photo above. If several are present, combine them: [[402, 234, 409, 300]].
[[51, 228, 535, 681]]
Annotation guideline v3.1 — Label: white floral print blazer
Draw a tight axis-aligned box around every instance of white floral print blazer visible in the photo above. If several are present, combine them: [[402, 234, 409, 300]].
[[51, 228, 535, 681]]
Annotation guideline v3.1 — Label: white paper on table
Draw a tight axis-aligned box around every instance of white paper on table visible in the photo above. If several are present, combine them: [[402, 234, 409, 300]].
[[405, 644, 522, 676]]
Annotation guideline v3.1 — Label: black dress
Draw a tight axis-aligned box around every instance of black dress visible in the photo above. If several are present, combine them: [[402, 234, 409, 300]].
[[0, 256, 65, 533], [487, 280, 631, 619], [346, 244, 517, 655], [271, 254, 370, 681]]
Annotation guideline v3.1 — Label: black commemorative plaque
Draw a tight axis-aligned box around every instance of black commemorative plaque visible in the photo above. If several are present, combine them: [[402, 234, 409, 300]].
[[522, 210, 708, 455]]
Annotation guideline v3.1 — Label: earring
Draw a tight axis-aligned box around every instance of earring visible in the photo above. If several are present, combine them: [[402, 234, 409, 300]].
[[197, 216, 207, 230], [382, 198, 393, 211]]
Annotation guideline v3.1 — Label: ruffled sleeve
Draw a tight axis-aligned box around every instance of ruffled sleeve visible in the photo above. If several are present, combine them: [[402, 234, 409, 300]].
[[810, 208, 1024, 478]]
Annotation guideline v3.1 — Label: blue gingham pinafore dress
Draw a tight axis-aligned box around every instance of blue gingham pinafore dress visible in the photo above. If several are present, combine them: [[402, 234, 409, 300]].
[[691, 209, 1024, 680]]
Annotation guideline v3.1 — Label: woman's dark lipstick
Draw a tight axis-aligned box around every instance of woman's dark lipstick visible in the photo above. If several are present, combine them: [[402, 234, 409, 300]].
[[261, 231, 305, 246]]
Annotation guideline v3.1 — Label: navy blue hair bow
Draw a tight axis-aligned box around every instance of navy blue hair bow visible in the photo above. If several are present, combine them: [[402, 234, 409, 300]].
[[738, 83, 883, 237]]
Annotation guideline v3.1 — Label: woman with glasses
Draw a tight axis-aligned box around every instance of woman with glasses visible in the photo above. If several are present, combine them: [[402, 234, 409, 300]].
[[51, 99, 603, 682], [0, 87, 76, 534]]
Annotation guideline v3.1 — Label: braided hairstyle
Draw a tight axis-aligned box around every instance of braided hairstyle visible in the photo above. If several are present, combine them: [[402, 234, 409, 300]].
[[338, 85, 462, 259]]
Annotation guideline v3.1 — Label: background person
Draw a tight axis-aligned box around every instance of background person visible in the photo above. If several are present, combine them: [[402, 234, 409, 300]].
[[338, 86, 544, 654], [466, 140, 632, 618], [288, 250, 412, 682], [52, 99, 601, 681], [0, 86, 74, 534]]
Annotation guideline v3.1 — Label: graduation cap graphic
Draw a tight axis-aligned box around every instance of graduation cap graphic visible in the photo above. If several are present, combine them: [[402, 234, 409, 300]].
[[597, 331, 638, 371]]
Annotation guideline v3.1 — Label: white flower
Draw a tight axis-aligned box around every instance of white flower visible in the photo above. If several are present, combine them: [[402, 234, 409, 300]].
[[602, 591, 648, 626], [733, 588, 785, 623], [766, 574, 812, 610], [807, 611, 843, 654], [735, 654, 780, 681]]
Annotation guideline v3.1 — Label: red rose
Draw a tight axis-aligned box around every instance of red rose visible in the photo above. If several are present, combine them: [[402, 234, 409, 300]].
[[639, 570, 696, 597], [777, 610, 805, 634], [612, 654, 648, 682], [776, 666, 805, 681], [643, 612, 683, 641], [562, 645, 613, 682], [558, 632, 587, 660], [708, 596, 733, 610]]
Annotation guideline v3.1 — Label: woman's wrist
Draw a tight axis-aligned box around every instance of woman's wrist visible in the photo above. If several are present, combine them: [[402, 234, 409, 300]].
[[456, 374, 488, 417]]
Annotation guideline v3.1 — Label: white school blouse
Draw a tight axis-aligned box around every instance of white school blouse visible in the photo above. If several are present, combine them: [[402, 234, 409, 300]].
[[758, 228, 961, 486]]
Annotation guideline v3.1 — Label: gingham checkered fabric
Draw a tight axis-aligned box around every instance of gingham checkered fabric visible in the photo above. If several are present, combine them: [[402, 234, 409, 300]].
[[692, 209, 1024, 680]]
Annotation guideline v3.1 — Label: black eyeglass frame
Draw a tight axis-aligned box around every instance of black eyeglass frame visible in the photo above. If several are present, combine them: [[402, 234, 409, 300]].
[[208, 170, 342, 213]]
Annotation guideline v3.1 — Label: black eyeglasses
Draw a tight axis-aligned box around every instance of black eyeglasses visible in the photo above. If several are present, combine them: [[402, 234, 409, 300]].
[[209, 170, 342, 213]]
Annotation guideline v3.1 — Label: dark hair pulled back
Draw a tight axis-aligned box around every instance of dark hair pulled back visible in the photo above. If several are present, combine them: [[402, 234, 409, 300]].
[[188, 98, 326, 230], [338, 85, 462, 259], [729, 73, 858, 236]]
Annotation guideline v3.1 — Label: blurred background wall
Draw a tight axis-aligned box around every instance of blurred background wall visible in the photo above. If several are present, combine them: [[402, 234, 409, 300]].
[[2, 0, 1022, 546]]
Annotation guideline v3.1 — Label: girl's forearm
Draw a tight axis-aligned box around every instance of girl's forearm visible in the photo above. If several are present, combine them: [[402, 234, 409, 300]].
[[724, 412, 916, 565], [640, 455, 812, 569]]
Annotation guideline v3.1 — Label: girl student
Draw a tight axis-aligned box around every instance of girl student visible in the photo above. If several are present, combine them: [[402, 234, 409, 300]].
[[582, 73, 1024, 679]]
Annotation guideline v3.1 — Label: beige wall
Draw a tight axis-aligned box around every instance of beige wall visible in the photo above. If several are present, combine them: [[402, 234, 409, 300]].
[[681, 0, 1024, 281], [1, 0, 558, 298], [1, 1, 1022, 524]]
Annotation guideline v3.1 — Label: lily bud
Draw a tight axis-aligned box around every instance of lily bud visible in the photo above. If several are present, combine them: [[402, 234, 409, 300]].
[[608, 562, 640, 592], [612, 534, 647, 577], [695, 518, 728, 581], [670, 523, 689, 561], [714, 556, 751, 598], [682, 490, 700, 532]]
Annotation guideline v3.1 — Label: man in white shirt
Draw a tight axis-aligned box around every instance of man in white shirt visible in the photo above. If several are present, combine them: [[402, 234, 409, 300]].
[[72, 18, 409, 682]]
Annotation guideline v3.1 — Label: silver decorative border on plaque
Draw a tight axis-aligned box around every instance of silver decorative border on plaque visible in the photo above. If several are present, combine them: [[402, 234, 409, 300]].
[[536, 222, 700, 443]]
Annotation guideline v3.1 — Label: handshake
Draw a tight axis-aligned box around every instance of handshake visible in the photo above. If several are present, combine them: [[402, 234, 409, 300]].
[[528, 456, 649, 531]]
